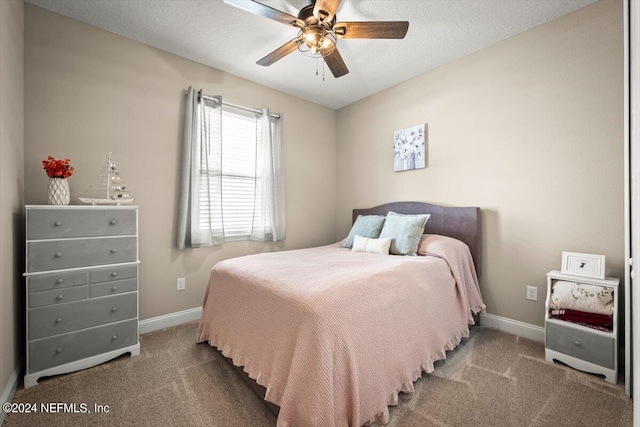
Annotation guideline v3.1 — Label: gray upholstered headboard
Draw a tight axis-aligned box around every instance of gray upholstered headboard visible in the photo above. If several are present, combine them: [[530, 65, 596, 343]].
[[352, 201, 481, 277]]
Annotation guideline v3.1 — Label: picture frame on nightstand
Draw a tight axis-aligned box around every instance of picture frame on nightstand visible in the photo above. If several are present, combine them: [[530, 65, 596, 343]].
[[560, 251, 606, 280]]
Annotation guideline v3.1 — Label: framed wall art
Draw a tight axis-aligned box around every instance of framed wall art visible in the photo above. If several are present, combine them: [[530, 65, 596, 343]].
[[394, 124, 426, 172]]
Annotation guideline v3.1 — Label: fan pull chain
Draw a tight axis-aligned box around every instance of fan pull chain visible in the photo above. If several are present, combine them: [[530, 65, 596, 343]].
[[323, 59, 325, 82], [316, 58, 319, 76]]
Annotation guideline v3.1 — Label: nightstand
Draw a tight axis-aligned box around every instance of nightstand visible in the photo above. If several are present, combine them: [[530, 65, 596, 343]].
[[545, 270, 619, 383]]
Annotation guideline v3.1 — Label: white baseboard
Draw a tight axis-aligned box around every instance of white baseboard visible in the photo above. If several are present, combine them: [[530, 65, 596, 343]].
[[0, 361, 23, 425], [138, 306, 202, 335], [137, 308, 544, 342], [479, 313, 545, 343]]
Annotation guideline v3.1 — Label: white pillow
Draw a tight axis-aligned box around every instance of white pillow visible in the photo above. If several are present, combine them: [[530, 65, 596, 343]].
[[351, 235, 392, 255]]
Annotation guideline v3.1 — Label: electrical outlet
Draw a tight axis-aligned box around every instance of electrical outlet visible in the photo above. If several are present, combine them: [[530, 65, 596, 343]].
[[526, 286, 537, 301], [177, 277, 186, 291]]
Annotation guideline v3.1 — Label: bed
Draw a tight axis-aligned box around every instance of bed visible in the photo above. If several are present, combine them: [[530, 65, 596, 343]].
[[197, 201, 485, 426]]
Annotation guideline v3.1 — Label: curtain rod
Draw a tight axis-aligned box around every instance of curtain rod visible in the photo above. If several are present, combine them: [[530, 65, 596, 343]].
[[202, 95, 281, 119]]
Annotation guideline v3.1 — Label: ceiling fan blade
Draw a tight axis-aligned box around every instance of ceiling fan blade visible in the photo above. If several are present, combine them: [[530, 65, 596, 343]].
[[334, 21, 409, 39], [257, 38, 300, 66], [324, 48, 349, 78], [313, 0, 342, 23], [224, 0, 303, 27]]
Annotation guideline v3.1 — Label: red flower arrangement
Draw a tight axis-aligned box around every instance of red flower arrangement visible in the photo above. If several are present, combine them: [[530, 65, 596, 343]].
[[42, 156, 75, 179]]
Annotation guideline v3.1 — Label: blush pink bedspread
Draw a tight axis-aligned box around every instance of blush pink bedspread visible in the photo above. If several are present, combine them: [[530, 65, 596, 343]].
[[197, 240, 485, 427]]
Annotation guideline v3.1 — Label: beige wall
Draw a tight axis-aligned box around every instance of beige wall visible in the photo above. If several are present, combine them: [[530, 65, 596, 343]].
[[336, 0, 624, 327], [24, 5, 337, 320], [21, 0, 624, 331], [0, 0, 24, 400]]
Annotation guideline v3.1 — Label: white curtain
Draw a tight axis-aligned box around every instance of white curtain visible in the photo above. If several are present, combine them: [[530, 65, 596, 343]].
[[177, 89, 285, 248], [177, 87, 224, 249], [250, 109, 286, 241]]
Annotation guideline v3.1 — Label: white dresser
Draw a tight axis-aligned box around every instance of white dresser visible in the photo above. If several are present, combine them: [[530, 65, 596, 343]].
[[24, 205, 140, 387]]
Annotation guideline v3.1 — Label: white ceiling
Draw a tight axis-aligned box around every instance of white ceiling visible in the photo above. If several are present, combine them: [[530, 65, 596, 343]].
[[25, 0, 597, 109]]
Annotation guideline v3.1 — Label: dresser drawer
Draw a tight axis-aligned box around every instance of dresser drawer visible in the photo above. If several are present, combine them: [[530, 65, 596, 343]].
[[28, 286, 89, 308], [27, 271, 87, 293], [27, 208, 136, 240], [90, 265, 137, 284], [27, 237, 137, 273], [546, 320, 615, 369], [28, 293, 137, 340], [28, 319, 138, 373], [90, 279, 137, 298]]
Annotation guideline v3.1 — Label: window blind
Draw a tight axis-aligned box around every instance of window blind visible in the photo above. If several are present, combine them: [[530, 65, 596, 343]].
[[198, 104, 262, 240]]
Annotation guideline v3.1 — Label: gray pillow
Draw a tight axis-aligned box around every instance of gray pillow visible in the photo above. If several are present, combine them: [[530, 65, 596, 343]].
[[379, 212, 431, 255], [341, 215, 386, 249]]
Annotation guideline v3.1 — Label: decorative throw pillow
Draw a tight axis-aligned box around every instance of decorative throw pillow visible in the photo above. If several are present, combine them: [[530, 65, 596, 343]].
[[379, 212, 430, 255], [351, 235, 392, 255], [341, 215, 386, 249]]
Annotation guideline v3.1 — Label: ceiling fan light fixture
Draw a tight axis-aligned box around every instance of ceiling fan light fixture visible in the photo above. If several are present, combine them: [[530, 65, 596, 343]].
[[297, 25, 337, 58], [225, 0, 409, 78]]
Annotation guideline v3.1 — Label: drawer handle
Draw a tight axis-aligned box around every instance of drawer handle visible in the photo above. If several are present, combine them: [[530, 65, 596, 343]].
[[56, 294, 64, 301], [111, 335, 118, 341], [55, 317, 63, 324], [54, 221, 62, 227], [111, 286, 118, 292], [54, 252, 63, 258], [111, 307, 118, 313], [111, 272, 118, 278], [55, 348, 63, 354], [56, 279, 64, 284], [109, 219, 118, 225], [110, 248, 117, 254], [573, 340, 582, 347]]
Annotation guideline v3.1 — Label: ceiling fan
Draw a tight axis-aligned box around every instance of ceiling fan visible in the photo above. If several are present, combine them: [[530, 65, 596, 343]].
[[223, 0, 409, 78]]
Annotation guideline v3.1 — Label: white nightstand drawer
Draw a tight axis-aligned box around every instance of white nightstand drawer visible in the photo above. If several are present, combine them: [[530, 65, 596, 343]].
[[546, 320, 615, 369]]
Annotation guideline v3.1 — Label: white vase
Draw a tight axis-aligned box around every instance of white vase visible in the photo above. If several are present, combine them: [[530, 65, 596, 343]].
[[48, 178, 70, 205]]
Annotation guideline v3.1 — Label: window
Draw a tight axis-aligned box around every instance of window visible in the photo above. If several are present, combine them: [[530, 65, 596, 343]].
[[197, 105, 264, 240], [177, 88, 285, 250]]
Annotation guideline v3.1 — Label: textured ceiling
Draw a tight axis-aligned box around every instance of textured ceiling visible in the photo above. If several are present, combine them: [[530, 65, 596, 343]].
[[25, 0, 597, 109]]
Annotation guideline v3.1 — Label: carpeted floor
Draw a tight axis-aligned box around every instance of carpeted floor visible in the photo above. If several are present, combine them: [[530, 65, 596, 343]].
[[3, 322, 632, 427]]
